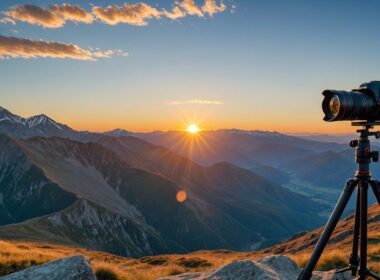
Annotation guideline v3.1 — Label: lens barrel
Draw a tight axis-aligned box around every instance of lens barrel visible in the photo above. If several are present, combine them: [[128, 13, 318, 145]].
[[322, 89, 378, 121]]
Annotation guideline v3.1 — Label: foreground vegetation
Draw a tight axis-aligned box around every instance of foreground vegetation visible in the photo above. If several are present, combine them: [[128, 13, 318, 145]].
[[1, 238, 380, 279], [0, 240, 260, 280]]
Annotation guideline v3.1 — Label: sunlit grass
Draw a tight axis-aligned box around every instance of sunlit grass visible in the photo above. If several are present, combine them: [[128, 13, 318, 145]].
[[1, 238, 380, 279], [0, 240, 260, 279]]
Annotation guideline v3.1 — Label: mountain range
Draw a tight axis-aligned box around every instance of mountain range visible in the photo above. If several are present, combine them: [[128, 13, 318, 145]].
[[0, 106, 331, 257]]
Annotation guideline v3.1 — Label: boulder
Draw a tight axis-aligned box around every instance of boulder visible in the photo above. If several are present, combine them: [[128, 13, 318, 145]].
[[159, 255, 352, 280], [0, 255, 96, 280]]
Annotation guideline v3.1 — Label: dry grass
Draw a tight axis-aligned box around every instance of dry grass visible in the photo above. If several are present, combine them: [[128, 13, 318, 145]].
[[1, 231, 379, 279], [290, 245, 380, 274], [0, 240, 262, 280]]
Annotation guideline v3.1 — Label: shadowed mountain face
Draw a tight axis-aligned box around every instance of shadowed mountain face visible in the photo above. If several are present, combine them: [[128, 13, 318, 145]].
[[96, 136, 325, 245], [281, 151, 355, 189], [0, 135, 323, 256], [0, 136, 76, 224]]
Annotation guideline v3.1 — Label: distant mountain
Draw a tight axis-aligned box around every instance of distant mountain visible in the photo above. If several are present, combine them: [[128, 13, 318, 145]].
[[134, 130, 346, 168], [0, 135, 324, 256], [0, 106, 347, 170], [281, 150, 355, 189], [251, 165, 290, 186], [103, 128, 131, 137], [292, 133, 356, 144]]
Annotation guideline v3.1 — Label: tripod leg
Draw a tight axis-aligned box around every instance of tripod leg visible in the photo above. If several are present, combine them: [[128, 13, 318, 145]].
[[367, 270, 380, 280], [359, 181, 368, 279], [370, 180, 380, 205], [298, 179, 357, 280], [337, 186, 361, 276], [350, 188, 361, 276]]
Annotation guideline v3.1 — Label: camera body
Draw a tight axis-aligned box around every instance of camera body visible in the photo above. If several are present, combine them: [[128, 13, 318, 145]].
[[322, 81, 380, 121]]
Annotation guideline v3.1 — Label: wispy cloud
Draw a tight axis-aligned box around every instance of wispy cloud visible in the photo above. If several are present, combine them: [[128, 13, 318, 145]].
[[202, 0, 226, 16], [4, 5, 65, 28], [2, 1, 227, 28], [177, 0, 203, 17], [3, 4, 93, 28], [0, 35, 127, 61], [92, 3, 161, 26], [51, 4, 94, 24], [163, 6, 187, 20], [0, 17, 16, 25], [167, 99, 224, 105]]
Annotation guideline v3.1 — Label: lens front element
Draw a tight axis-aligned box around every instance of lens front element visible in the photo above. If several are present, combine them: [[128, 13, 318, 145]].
[[329, 95, 340, 117]]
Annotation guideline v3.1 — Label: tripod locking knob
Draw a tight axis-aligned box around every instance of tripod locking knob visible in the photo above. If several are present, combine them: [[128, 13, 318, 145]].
[[372, 151, 379, 162], [350, 140, 359, 147]]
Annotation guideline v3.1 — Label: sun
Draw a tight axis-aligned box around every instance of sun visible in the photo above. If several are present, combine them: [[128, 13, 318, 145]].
[[187, 124, 200, 134]]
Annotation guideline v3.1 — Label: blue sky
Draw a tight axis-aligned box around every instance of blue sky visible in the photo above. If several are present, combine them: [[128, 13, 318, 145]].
[[1, 0, 380, 133]]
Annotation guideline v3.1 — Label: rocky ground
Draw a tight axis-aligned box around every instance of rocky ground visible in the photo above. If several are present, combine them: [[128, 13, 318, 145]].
[[160, 255, 352, 280]]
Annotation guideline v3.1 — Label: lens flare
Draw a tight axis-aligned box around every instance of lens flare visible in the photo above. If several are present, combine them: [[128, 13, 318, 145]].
[[176, 190, 187, 203], [187, 124, 200, 134]]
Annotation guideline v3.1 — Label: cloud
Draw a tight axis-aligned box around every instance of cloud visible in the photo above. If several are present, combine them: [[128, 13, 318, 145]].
[[4, 4, 94, 28], [0, 35, 127, 61], [4, 5, 65, 28], [0, 17, 16, 25], [177, 0, 203, 17], [92, 3, 161, 26], [167, 99, 224, 105], [51, 4, 94, 24], [1, 1, 228, 28], [202, 0, 226, 16], [163, 6, 186, 20]]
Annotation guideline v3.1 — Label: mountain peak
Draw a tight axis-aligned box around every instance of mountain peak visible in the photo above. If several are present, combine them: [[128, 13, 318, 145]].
[[104, 128, 130, 137], [26, 114, 62, 130], [0, 106, 26, 125]]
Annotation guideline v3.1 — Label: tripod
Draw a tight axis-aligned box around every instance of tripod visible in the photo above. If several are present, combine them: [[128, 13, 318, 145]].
[[298, 121, 380, 280]]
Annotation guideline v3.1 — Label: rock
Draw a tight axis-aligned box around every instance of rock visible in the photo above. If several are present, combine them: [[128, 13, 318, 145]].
[[312, 270, 352, 280], [0, 255, 96, 280], [159, 255, 353, 280]]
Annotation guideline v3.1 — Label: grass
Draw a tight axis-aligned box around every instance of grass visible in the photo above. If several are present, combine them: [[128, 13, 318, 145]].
[[0, 240, 261, 280], [290, 246, 380, 274], [1, 238, 380, 279]]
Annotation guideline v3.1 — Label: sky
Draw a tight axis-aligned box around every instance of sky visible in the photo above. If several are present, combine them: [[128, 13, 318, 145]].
[[1, 0, 380, 134]]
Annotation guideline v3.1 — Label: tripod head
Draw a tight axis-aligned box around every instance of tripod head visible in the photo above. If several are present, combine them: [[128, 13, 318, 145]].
[[350, 121, 380, 177]]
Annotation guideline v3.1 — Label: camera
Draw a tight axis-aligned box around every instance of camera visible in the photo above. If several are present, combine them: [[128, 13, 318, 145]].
[[322, 81, 380, 121]]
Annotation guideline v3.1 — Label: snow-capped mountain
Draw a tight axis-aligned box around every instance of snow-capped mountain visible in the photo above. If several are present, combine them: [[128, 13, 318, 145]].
[[0, 106, 80, 139]]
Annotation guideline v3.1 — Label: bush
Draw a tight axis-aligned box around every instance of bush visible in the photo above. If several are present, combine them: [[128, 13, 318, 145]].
[[95, 267, 119, 280]]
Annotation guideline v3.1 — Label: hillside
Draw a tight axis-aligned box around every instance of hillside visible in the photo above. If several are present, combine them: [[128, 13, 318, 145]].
[[264, 204, 380, 272], [0, 203, 380, 279], [264, 204, 380, 255]]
